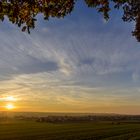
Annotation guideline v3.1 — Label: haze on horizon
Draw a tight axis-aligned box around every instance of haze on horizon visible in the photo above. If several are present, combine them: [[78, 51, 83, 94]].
[[0, 1, 140, 115]]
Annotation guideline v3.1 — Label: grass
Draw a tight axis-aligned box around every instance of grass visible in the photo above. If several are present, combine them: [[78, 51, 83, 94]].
[[0, 120, 140, 140]]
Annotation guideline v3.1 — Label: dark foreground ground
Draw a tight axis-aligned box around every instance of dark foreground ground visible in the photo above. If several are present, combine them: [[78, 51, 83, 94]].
[[0, 119, 140, 140]]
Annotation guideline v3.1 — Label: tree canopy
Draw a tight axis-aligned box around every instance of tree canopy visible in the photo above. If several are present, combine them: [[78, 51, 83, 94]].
[[0, 0, 139, 41]]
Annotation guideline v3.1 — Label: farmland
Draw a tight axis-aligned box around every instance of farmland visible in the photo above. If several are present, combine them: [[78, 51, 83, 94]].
[[0, 115, 140, 140]]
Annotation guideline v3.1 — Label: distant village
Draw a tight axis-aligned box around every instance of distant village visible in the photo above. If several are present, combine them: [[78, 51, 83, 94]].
[[1, 114, 140, 124]]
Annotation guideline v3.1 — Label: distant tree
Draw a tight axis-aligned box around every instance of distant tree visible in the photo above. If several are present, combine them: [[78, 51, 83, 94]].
[[0, 0, 139, 41]]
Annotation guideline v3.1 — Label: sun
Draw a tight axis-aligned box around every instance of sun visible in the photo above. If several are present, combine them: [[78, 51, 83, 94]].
[[5, 104, 15, 110]]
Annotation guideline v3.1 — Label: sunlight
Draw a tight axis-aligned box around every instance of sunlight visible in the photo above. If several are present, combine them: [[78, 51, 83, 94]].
[[5, 104, 15, 110], [5, 96, 17, 102]]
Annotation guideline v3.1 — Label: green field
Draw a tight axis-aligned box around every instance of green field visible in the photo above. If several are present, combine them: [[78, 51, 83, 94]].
[[0, 120, 140, 140]]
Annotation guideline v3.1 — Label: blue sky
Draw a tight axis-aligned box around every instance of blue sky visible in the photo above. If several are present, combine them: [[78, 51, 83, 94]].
[[0, 1, 140, 114]]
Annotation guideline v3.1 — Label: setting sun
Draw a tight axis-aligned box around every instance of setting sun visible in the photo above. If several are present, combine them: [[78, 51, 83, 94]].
[[5, 104, 15, 110]]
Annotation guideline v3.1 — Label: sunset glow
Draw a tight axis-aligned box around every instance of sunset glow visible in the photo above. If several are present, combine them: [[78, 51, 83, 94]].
[[5, 96, 17, 102], [5, 104, 15, 110], [0, 1, 140, 115]]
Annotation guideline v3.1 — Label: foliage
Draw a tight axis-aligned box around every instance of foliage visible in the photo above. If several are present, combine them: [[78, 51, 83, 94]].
[[0, 0, 75, 33], [0, 0, 140, 41], [85, 0, 140, 42]]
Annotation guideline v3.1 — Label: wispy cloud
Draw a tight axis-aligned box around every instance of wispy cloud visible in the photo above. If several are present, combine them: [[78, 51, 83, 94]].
[[0, 2, 140, 113]]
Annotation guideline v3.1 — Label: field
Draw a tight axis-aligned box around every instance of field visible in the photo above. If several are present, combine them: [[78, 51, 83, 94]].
[[0, 119, 140, 140]]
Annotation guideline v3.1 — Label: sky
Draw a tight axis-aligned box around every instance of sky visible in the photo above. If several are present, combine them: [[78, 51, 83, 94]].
[[0, 1, 140, 114]]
